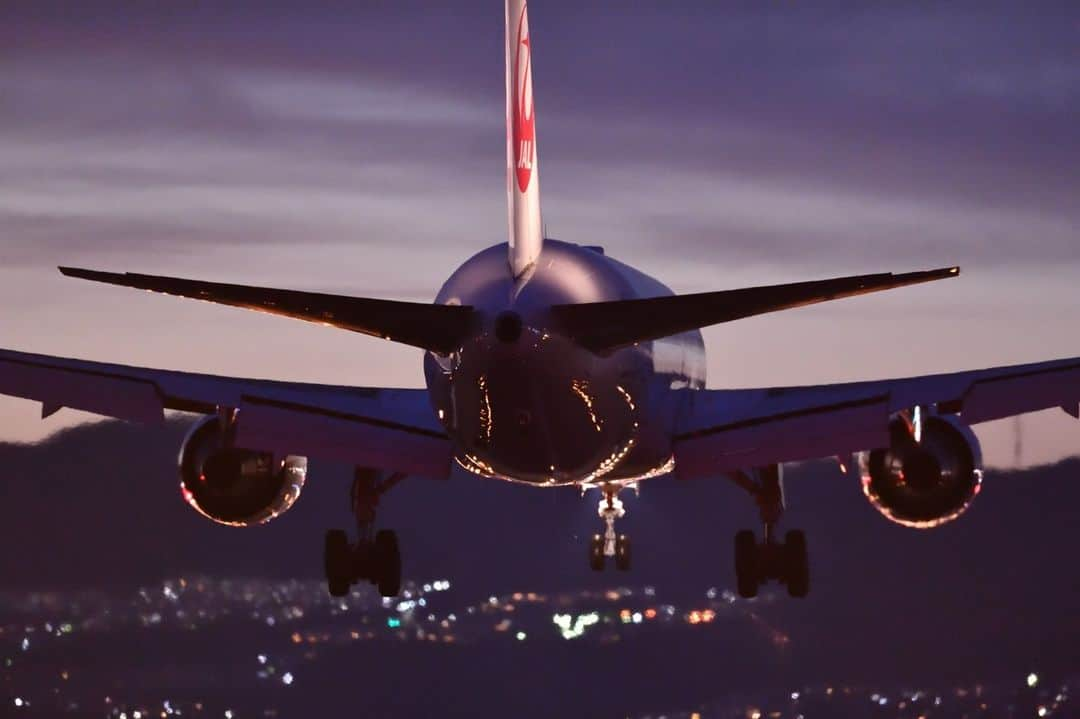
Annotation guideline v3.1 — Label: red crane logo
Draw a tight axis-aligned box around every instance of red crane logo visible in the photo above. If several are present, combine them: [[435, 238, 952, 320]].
[[512, 4, 535, 193]]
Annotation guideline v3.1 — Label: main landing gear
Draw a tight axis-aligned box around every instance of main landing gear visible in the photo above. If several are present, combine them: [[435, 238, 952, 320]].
[[589, 484, 632, 572], [731, 464, 809, 599], [324, 468, 405, 598]]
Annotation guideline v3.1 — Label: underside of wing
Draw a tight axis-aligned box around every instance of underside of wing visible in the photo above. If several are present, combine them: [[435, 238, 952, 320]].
[[673, 355, 1080, 480], [58, 267, 475, 355], [552, 267, 959, 354], [0, 348, 452, 478]]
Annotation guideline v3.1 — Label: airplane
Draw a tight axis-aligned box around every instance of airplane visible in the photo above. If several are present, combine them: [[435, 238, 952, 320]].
[[2, 0, 1078, 600]]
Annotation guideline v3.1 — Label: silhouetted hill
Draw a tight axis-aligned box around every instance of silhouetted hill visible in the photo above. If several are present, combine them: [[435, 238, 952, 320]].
[[2, 418, 1078, 678]]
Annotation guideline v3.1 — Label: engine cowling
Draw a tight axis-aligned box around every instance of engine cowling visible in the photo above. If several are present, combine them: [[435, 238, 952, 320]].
[[178, 415, 307, 527], [856, 413, 983, 529]]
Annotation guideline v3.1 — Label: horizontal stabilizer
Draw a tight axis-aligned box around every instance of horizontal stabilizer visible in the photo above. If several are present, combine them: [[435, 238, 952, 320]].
[[59, 267, 474, 354], [552, 267, 959, 354]]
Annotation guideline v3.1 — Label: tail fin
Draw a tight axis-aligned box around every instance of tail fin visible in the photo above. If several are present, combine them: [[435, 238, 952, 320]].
[[506, 0, 543, 279], [59, 267, 476, 355]]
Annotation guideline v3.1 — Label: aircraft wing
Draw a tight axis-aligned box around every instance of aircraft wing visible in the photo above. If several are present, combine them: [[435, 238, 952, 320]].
[[0, 348, 452, 479], [672, 356, 1080, 480]]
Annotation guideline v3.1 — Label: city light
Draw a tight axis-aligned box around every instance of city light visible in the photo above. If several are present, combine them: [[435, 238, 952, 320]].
[[0, 575, 1072, 717], [552, 612, 599, 640]]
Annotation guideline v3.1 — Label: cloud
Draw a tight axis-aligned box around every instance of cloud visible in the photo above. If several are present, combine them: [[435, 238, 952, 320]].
[[547, 166, 1080, 270], [0, 54, 505, 264], [2, 1, 1077, 272]]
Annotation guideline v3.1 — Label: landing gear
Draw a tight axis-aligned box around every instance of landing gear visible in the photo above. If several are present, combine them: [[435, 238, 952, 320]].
[[588, 484, 631, 571], [372, 529, 402, 598], [589, 534, 605, 572], [323, 468, 406, 598], [614, 534, 632, 572], [734, 529, 758, 598], [731, 465, 810, 598], [324, 529, 351, 597], [733, 528, 809, 599]]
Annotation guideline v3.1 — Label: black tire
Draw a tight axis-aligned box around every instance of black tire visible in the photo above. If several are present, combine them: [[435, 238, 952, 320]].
[[784, 530, 810, 598], [324, 529, 350, 598], [734, 530, 759, 599], [589, 534, 605, 572], [373, 529, 402, 598], [614, 534, 632, 571]]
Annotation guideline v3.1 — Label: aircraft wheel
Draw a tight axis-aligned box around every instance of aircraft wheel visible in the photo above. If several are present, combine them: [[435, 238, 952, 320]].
[[734, 530, 759, 599], [614, 534, 632, 571], [324, 529, 351, 598], [784, 530, 810, 598], [373, 529, 402, 598], [588, 534, 605, 571]]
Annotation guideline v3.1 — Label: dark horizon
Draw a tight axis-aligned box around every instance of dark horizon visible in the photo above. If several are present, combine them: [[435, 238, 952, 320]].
[[2, 417, 1079, 716]]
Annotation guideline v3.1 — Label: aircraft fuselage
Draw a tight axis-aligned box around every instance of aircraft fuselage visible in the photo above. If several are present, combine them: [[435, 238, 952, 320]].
[[425, 239, 705, 486]]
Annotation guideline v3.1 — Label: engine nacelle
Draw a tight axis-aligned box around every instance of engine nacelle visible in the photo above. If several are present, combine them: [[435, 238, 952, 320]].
[[856, 413, 983, 529], [178, 415, 307, 527]]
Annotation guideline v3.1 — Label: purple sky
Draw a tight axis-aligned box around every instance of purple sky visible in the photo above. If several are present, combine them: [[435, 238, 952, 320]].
[[2, 1, 1078, 466]]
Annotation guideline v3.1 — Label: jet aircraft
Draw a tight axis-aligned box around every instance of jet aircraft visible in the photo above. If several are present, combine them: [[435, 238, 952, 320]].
[[2, 0, 1078, 599]]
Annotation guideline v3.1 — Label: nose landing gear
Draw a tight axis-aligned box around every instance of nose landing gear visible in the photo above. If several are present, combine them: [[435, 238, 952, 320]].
[[731, 464, 810, 599], [589, 484, 631, 571], [324, 468, 405, 598]]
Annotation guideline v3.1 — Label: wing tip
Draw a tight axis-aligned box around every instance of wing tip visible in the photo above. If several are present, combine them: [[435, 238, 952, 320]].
[[910, 266, 961, 282], [58, 266, 97, 280], [59, 266, 127, 284]]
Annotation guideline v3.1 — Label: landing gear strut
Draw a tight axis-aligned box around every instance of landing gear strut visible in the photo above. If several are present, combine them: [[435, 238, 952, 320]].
[[324, 468, 405, 598], [589, 484, 631, 572], [731, 464, 809, 598]]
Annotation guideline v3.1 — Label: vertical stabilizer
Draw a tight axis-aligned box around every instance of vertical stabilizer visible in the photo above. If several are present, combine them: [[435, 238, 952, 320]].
[[506, 0, 543, 279]]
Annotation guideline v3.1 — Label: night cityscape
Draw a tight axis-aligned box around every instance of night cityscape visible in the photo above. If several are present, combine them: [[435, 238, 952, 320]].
[[0, 575, 1075, 717], [2, 574, 1071, 716], [0, 418, 1075, 717]]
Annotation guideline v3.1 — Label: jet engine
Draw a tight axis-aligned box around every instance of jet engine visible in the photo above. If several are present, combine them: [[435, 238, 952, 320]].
[[856, 412, 983, 529], [177, 415, 307, 527]]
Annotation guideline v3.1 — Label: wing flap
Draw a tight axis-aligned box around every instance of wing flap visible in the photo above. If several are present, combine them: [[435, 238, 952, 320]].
[[59, 267, 475, 354], [961, 363, 1080, 424], [236, 397, 451, 478], [674, 355, 1080, 480], [675, 395, 889, 479], [0, 348, 452, 478], [552, 267, 959, 354], [0, 352, 164, 424]]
